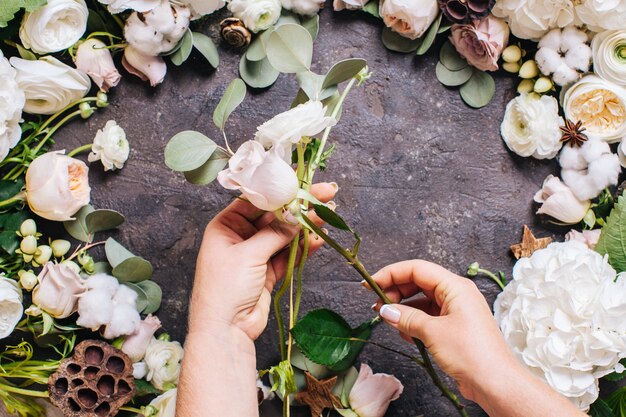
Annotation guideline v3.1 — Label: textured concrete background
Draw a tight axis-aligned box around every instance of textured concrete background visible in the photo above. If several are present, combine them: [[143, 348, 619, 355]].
[[58, 7, 559, 417]]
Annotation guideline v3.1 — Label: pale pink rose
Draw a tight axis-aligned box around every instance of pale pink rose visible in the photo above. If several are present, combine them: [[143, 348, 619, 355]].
[[25, 151, 90, 221], [74, 38, 121, 92], [333, 0, 367, 10], [348, 364, 403, 417], [379, 0, 439, 40], [32, 263, 86, 319], [565, 229, 602, 249], [534, 175, 591, 224], [121, 315, 162, 362], [450, 15, 510, 72], [217, 141, 299, 212], [122, 46, 167, 87]]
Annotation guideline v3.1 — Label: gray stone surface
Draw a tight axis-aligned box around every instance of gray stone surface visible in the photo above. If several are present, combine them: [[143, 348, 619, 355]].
[[59, 8, 559, 417]]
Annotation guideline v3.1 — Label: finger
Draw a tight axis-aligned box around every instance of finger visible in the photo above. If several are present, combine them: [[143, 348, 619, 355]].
[[378, 304, 438, 344], [240, 219, 300, 260], [216, 198, 264, 224], [402, 297, 441, 317]]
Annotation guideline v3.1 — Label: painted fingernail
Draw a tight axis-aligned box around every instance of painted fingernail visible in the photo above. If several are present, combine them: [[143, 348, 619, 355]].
[[370, 303, 377, 311], [327, 201, 337, 210], [322, 228, 329, 235], [330, 182, 339, 192], [379, 305, 401, 324]]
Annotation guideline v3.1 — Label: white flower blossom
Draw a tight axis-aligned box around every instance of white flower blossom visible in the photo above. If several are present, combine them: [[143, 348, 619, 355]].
[[0, 278, 23, 339], [228, 0, 281, 33], [575, 0, 626, 33], [534, 175, 591, 224], [592, 30, 626, 88], [535, 27, 591, 87], [88, 121, 130, 171], [0, 50, 25, 163], [144, 338, 184, 390], [280, 0, 324, 16], [147, 388, 176, 417], [379, 0, 439, 40], [491, 0, 577, 41]]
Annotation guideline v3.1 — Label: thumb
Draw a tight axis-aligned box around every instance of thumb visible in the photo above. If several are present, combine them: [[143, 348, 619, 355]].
[[241, 219, 300, 260], [379, 304, 435, 343]]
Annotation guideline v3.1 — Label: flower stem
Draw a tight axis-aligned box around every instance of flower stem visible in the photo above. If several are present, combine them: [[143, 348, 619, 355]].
[[477, 269, 505, 291], [67, 144, 93, 158], [32, 110, 82, 155], [273, 238, 299, 361], [0, 191, 26, 209], [120, 406, 146, 414], [0, 384, 48, 398]]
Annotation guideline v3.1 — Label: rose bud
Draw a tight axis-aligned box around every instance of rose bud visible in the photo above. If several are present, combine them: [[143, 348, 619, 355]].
[[565, 229, 602, 249], [0, 278, 23, 339], [122, 46, 167, 87], [32, 262, 87, 319], [121, 314, 162, 362], [74, 38, 121, 92], [379, 0, 439, 40], [346, 364, 404, 417], [534, 175, 591, 224], [450, 15, 509, 71]]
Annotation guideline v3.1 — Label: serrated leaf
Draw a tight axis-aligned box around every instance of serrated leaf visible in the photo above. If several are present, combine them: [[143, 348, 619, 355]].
[[301, 16, 319, 40], [435, 62, 473, 87], [589, 400, 615, 417], [164, 131, 217, 172], [439, 41, 468, 71], [362, 0, 380, 18], [239, 55, 280, 89], [64, 205, 95, 243], [246, 29, 272, 61], [323, 58, 367, 89], [112, 256, 153, 282], [313, 204, 351, 232], [123, 282, 149, 312], [170, 29, 193, 66], [381, 27, 420, 53], [460, 70, 495, 108], [596, 194, 626, 272], [184, 148, 229, 185], [607, 387, 626, 417], [192, 32, 219, 68], [266, 24, 313, 73], [0, 0, 46, 28], [136, 280, 162, 314], [104, 237, 134, 268], [213, 78, 246, 131], [416, 13, 442, 56], [85, 209, 124, 235]]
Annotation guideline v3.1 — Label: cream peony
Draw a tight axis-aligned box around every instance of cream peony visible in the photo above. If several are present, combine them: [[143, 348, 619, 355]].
[[25, 151, 90, 221], [575, 0, 626, 33], [147, 388, 176, 417], [333, 0, 367, 10], [98, 0, 160, 13], [121, 315, 162, 362], [217, 141, 299, 212], [74, 38, 121, 92], [122, 46, 167, 87], [144, 338, 184, 390], [534, 175, 591, 224], [228, 0, 281, 33], [0, 50, 25, 163], [491, 0, 576, 41], [32, 263, 86, 319], [494, 241, 626, 410], [501, 94, 564, 159], [535, 27, 591, 87], [379, 0, 439, 40], [450, 15, 509, 72], [280, 0, 325, 15], [0, 278, 23, 339], [592, 30, 626, 88], [88, 120, 130, 171], [19, 0, 88, 54], [344, 364, 404, 417], [255, 101, 336, 162], [10, 56, 90, 115], [562, 75, 626, 143]]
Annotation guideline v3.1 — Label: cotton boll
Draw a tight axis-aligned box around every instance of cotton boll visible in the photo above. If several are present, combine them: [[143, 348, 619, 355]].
[[103, 303, 141, 339], [564, 43, 592, 71], [587, 155, 621, 190], [536, 48, 563, 74], [553, 64, 580, 86], [538, 29, 562, 50], [112, 284, 138, 307], [561, 26, 589, 51], [76, 290, 114, 330], [85, 273, 119, 295], [580, 138, 611, 162], [559, 145, 587, 170]]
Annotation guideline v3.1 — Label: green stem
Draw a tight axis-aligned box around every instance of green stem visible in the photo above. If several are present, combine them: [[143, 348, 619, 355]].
[[0, 384, 48, 398], [0, 191, 26, 209], [32, 110, 82, 155], [273, 238, 299, 361], [120, 406, 146, 414], [477, 269, 505, 291], [67, 144, 93, 157]]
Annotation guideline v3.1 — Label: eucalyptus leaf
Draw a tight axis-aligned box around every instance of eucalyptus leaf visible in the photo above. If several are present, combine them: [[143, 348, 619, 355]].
[[184, 148, 229, 185], [460, 70, 495, 108], [416, 13, 442, 56], [134, 379, 162, 397], [112, 256, 153, 282], [239, 55, 280, 89], [438, 22, 453, 33], [92, 262, 112, 275], [276, 11, 300, 26], [266, 24, 313, 73], [123, 282, 149, 313], [246, 29, 272, 62], [313, 204, 351, 232], [104, 237, 134, 268], [323, 58, 367, 89], [164, 131, 217, 172], [291, 88, 310, 107], [192, 31, 219, 68], [381, 27, 420, 53], [362, 0, 380, 18], [170, 29, 193, 66], [322, 91, 344, 120], [297, 71, 325, 100], [435, 62, 473, 86], [439, 41, 468, 71], [85, 209, 125, 235], [17, 44, 36, 60], [213, 78, 246, 131], [301, 15, 319, 40], [136, 280, 162, 314], [64, 205, 95, 243], [596, 194, 626, 272]]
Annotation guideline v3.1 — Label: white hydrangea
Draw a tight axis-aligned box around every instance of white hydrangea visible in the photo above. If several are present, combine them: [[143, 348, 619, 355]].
[[575, 0, 626, 33], [494, 241, 626, 410], [535, 27, 591, 87], [559, 136, 621, 200], [280, 0, 324, 15], [0, 50, 25, 163], [491, 0, 577, 41]]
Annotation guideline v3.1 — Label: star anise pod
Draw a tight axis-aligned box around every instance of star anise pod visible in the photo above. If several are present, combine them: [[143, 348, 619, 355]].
[[560, 119, 589, 147]]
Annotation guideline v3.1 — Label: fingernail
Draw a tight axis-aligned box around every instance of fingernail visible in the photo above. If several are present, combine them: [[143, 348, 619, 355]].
[[330, 182, 339, 192], [370, 303, 377, 311], [327, 201, 337, 211], [322, 228, 329, 235], [379, 305, 401, 324]]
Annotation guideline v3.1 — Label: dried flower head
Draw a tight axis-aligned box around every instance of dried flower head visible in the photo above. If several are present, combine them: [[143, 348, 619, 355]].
[[220, 18, 252, 48], [438, 0, 495, 23], [560, 119, 589, 147]]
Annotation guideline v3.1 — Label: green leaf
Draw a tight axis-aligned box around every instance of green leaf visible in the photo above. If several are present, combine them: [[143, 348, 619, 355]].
[[41, 311, 54, 336], [170, 29, 193, 66], [439, 41, 468, 71], [123, 282, 149, 312], [16, 44, 36, 60], [0, 230, 19, 254], [301, 16, 319, 40], [92, 262, 112, 275], [291, 309, 375, 371], [596, 193, 626, 272], [64, 205, 95, 243], [85, 209, 124, 235], [260, 360, 297, 398], [136, 280, 162, 314], [0, 179, 24, 201], [184, 148, 229, 185], [362, 0, 380, 18], [134, 379, 162, 397], [323, 58, 367, 89], [112, 256, 153, 282], [589, 400, 615, 417], [246, 29, 272, 62], [266, 23, 313, 73], [313, 204, 351, 232], [381, 27, 420, 53], [296, 71, 326, 101], [290, 346, 333, 380], [337, 409, 360, 417], [435, 62, 473, 87], [276, 11, 300, 26], [239, 55, 280, 89], [607, 387, 626, 417], [416, 13, 442, 56], [192, 32, 219, 68], [459, 70, 495, 109], [0, 0, 46, 28], [104, 237, 134, 268], [1, 211, 27, 231], [438, 22, 453, 33], [213, 78, 246, 131], [164, 131, 217, 172]]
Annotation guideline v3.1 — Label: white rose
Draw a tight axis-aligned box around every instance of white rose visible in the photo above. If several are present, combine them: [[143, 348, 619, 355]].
[[500, 94, 564, 159], [145, 338, 184, 390], [255, 101, 336, 162], [0, 50, 25, 163], [32, 263, 86, 319], [592, 30, 626, 88], [19, 0, 88, 54], [491, 0, 577, 41], [122, 46, 167, 87], [535, 27, 591, 87], [10, 56, 90, 116], [280, 0, 325, 16], [98, 0, 160, 13], [88, 120, 130, 171], [333, 0, 367, 10], [561, 75, 626, 143], [147, 388, 176, 417], [228, 0, 281, 33], [25, 151, 90, 221], [575, 0, 626, 33], [218, 141, 299, 212], [74, 39, 121, 92], [124, 0, 191, 56], [0, 278, 23, 339], [379, 0, 438, 40], [183, 0, 225, 17], [534, 175, 591, 224]]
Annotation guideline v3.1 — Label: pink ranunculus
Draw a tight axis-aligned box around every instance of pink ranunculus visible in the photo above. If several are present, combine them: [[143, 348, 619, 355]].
[[450, 15, 510, 72], [565, 229, 602, 250], [32, 262, 86, 319], [122, 46, 167, 87], [121, 314, 162, 362], [348, 364, 403, 417], [74, 38, 121, 92]]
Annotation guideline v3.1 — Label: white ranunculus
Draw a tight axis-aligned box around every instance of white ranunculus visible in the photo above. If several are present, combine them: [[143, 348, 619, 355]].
[[0, 278, 23, 339], [147, 388, 176, 417], [534, 175, 591, 224], [494, 241, 626, 410], [500, 94, 564, 159], [74, 39, 121, 92], [535, 27, 591, 87], [0, 50, 25, 163], [10, 56, 90, 115], [25, 151, 90, 221], [228, 0, 281, 33], [491, 0, 577, 41], [183, 0, 225, 17], [218, 141, 299, 212], [592, 30, 626, 88], [19, 0, 88, 54], [144, 338, 184, 390], [333, 0, 367, 10], [379, 0, 438, 40], [98, 0, 160, 13], [575, 0, 626, 33], [88, 120, 130, 171], [281, 0, 325, 15], [562, 75, 626, 143], [124, 0, 191, 56], [255, 101, 336, 162]]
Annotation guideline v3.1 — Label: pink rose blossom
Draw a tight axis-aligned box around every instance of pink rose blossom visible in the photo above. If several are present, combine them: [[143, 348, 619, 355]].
[[348, 364, 403, 417], [450, 15, 509, 72], [121, 314, 162, 362]]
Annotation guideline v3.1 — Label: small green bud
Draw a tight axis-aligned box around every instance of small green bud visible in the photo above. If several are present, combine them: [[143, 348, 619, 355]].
[[19, 270, 38, 291], [502, 61, 521, 74], [34, 245, 52, 265], [61, 260, 81, 274], [50, 239, 71, 258], [157, 333, 171, 342], [467, 262, 480, 277], [79, 102, 94, 119], [519, 60, 539, 79], [534, 76, 553, 94], [517, 79, 535, 94], [20, 235, 38, 255], [502, 45, 522, 63], [19, 219, 37, 237], [96, 91, 109, 108], [78, 251, 95, 273]]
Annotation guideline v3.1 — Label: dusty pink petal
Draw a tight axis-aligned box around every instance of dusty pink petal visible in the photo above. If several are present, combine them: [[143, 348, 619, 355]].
[[121, 314, 162, 362], [122, 46, 166, 87], [349, 364, 403, 417]]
